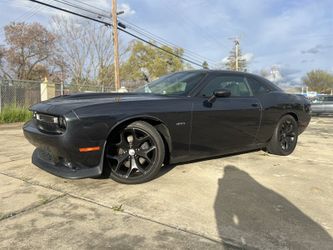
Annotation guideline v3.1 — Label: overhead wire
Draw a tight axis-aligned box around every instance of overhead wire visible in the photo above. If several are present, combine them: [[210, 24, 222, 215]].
[[54, 0, 217, 66], [118, 17, 219, 65], [29, 0, 206, 68], [0, 2, 49, 39], [52, 0, 110, 19], [163, 2, 223, 48]]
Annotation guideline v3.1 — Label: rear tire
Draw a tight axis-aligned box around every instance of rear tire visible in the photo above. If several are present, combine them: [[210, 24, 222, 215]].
[[266, 115, 298, 156], [105, 121, 165, 184]]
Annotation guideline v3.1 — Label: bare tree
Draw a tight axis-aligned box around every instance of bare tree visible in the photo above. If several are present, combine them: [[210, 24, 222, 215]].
[[0, 46, 11, 79], [52, 16, 124, 86]]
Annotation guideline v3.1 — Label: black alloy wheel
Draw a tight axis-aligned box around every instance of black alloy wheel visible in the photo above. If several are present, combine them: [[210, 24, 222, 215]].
[[106, 121, 165, 184], [279, 119, 297, 151], [267, 115, 298, 156]]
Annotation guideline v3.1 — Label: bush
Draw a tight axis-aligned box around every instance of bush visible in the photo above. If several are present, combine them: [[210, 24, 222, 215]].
[[0, 106, 32, 124]]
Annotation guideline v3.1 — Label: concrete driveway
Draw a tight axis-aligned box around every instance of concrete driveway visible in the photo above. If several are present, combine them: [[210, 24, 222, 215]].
[[0, 117, 332, 249]]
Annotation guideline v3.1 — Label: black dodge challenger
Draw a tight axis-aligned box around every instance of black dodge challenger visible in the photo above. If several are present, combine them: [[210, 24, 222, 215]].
[[23, 70, 311, 184]]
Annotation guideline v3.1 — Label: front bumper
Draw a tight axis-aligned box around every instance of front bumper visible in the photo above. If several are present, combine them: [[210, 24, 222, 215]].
[[23, 120, 105, 179], [32, 148, 103, 179]]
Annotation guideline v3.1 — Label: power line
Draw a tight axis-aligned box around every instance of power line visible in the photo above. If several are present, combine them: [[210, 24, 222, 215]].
[[118, 17, 219, 65], [55, 0, 216, 66], [29, 0, 205, 68], [0, 0, 54, 39], [162, 2, 224, 50], [14, 4, 44, 22], [0, 3, 44, 38], [69, 0, 110, 16], [118, 21, 215, 65], [52, 0, 110, 19]]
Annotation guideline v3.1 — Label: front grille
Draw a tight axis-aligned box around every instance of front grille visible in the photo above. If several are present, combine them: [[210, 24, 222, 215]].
[[37, 121, 59, 133]]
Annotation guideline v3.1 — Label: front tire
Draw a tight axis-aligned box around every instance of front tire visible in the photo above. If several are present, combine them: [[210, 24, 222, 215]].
[[105, 121, 165, 184], [266, 115, 298, 156]]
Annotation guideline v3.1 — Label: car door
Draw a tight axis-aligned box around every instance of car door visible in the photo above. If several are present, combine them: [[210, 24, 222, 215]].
[[190, 73, 261, 158], [324, 96, 333, 113]]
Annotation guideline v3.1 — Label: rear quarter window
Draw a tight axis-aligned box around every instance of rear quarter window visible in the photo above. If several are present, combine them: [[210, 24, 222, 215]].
[[246, 77, 271, 96]]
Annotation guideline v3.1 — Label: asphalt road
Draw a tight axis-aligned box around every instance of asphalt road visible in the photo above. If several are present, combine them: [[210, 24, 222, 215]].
[[0, 117, 332, 249]]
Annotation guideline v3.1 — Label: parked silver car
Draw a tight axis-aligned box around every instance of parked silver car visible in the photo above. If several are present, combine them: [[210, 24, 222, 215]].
[[311, 96, 333, 115]]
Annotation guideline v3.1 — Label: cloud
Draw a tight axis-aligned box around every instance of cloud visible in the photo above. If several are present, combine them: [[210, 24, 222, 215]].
[[3, 0, 332, 80], [301, 59, 315, 64], [301, 44, 333, 54], [10, 0, 135, 22], [221, 56, 228, 64], [258, 64, 302, 86], [278, 65, 302, 78], [10, 0, 111, 17], [241, 53, 254, 62]]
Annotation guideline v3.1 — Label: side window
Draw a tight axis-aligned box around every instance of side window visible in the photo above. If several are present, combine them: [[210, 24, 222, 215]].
[[247, 77, 271, 95], [200, 76, 252, 97], [324, 96, 333, 102]]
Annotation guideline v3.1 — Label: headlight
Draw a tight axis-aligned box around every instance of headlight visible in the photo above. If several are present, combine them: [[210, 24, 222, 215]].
[[58, 116, 67, 129]]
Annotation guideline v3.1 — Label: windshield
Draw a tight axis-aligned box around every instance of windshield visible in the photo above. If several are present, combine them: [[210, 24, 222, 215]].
[[134, 72, 206, 96]]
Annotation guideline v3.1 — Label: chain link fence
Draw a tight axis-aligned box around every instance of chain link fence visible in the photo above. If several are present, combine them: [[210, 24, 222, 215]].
[[0, 79, 146, 112], [0, 80, 41, 112], [63, 80, 145, 95]]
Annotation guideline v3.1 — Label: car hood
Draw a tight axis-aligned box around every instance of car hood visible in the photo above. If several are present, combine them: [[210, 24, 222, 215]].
[[30, 92, 175, 116]]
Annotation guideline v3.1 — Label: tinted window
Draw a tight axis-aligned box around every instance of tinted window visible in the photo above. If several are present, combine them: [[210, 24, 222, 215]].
[[247, 77, 271, 95], [200, 76, 252, 97], [324, 96, 333, 102], [135, 72, 205, 96]]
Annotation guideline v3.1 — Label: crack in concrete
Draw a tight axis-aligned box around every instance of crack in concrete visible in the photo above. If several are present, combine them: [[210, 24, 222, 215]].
[[0, 171, 243, 249], [0, 193, 67, 222]]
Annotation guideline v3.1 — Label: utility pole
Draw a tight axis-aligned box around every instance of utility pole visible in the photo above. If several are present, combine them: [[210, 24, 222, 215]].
[[112, 0, 120, 91], [235, 39, 239, 71]]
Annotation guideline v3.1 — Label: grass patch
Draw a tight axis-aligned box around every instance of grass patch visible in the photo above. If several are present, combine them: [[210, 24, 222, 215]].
[[112, 204, 124, 212], [0, 105, 32, 124]]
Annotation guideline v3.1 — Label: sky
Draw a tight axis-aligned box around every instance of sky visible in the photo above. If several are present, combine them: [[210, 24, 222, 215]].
[[0, 0, 332, 86]]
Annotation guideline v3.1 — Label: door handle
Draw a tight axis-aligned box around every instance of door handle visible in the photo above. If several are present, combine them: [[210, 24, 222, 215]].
[[251, 103, 259, 107]]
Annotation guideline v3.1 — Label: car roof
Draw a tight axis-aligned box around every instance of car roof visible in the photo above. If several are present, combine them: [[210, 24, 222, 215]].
[[178, 69, 262, 78], [176, 69, 282, 91]]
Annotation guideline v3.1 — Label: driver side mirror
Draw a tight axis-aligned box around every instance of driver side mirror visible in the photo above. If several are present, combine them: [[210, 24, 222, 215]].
[[207, 89, 231, 104], [213, 89, 231, 98]]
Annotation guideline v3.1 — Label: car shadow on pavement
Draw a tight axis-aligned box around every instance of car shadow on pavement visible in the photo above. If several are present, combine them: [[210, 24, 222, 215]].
[[158, 149, 262, 179], [215, 165, 333, 249]]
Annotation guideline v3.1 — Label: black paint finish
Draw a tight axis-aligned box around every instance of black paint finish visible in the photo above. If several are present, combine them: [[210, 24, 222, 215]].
[[23, 70, 311, 179]]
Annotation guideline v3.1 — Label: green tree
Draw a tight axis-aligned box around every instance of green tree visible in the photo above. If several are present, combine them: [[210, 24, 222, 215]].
[[121, 41, 184, 81], [202, 61, 209, 69], [302, 70, 333, 94]]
